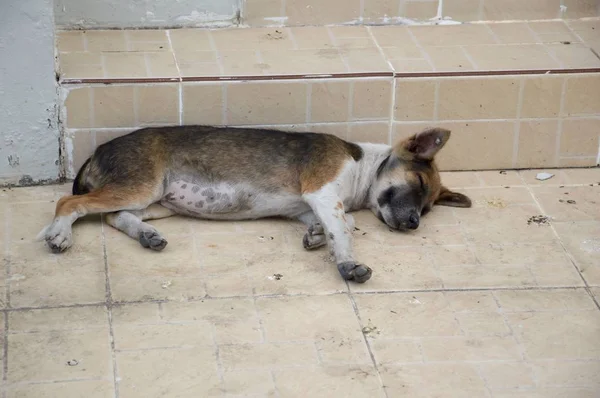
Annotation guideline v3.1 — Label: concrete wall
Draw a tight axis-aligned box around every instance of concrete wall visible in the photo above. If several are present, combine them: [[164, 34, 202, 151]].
[[0, 0, 60, 186], [54, 0, 241, 28]]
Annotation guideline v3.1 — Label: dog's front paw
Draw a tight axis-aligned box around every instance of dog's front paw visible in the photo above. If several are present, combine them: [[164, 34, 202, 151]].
[[139, 230, 168, 251], [337, 261, 372, 283], [39, 219, 73, 253]]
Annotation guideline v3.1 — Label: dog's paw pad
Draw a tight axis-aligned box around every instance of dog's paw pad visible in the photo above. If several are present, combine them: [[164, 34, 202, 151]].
[[337, 262, 372, 283], [139, 230, 168, 251]]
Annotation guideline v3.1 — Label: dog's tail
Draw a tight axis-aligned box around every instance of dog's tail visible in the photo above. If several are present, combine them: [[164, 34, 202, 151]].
[[72, 157, 92, 195]]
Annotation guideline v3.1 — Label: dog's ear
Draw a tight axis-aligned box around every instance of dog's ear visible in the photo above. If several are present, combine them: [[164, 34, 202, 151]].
[[394, 127, 451, 161], [435, 186, 472, 208]]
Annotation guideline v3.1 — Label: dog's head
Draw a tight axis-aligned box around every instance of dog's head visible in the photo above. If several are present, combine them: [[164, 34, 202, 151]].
[[369, 127, 471, 231]]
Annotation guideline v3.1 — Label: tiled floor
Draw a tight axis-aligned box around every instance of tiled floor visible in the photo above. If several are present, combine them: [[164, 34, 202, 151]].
[[1, 168, 600, 397]]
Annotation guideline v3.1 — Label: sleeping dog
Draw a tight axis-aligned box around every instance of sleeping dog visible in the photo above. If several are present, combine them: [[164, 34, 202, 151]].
[[38, 126, 471, 283]]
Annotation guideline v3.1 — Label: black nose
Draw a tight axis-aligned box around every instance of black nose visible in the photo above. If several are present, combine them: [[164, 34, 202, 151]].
[[407, 213, 420, 230]]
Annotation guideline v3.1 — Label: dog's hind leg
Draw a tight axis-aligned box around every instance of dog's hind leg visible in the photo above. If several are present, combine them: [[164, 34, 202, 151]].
[[39, 184, 162, 253], [105, 204, 175, 251]]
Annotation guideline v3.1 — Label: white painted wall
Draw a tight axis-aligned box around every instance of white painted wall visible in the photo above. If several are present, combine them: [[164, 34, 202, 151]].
[[0, 0, 60, 185], [54, 0, 241, 28]]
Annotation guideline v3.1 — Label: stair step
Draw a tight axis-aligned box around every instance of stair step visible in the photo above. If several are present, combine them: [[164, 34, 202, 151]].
[[58, 21, 600, 177]]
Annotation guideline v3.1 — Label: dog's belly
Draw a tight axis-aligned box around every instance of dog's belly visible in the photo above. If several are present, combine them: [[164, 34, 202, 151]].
[[160, 180, 309, 220]]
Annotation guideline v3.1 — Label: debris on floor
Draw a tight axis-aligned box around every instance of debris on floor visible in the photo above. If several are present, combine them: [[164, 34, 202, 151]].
[[66, 359, 79, 366], [161, 280, 172, 289], [559, 199, 577, 204], [535, 172, 554, 181], [487, 198, 507, 208], [362, 321, 380, 337], [267, 273, 283, 281], [527, 215, 550, 226]]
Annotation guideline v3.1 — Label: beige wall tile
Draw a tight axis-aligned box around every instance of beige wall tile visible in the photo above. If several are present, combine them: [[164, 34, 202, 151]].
[[261, 49, 348, 75], [482, 0, 562, 20], [176, 51, 220, 77], [226, 81, 307, 125], [285, 0, 362, 25], [60, 52, 104, 80], [95, 129, 135, 146], [221, 50, 267, 76], [425, 46, 476, 72], [465, 44, 559, 71], [563, 75, 600, 117], [436, 121, 516, 170], [394, 78, 436, 121], [560, 118, 600, 157], [348, 122, 390, 144], [126, 30, 169, 51], [393, 122, 434, 142], [562, 0, 599, 18], [558, 157, 598, 167], [65, 87, 92, 128], [57, 31, 85, 52], [549, 43, 600, 69], [363, 0, 401, 21], [487, 23, 538, 44], [167, 29, 213, 52], [145, 52, 179, 78], [443, 0, 483, 21], [309, 81, 350, 123], [136, 85, 179, 126], [93, 86, 135, 128], [438, 78, 520, 120], [370, 26, 415, 48], [410, 25, 497, 46], [403, 0, 439, 19], [69, 130, 95, 173], [343, 47, 393, 73], [182, 83, 223, 125], [243, 0, 283, 25], [352, 78, 393, 120], [516, 120, 559, 168], [103, 53, 146, 78], [306, 123, 349, 140], [521, 76, 563, 118], [84, 30, 127, 52]]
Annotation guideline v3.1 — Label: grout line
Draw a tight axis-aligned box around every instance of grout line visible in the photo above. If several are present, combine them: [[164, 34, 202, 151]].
[[305, 81, 312, 124], [221, 84, 228, 125], [286, 27, 299, 50], [388, 78, 396, 145], [406, 29, 436, 72], [459, 45, 480, 70], [555, 77, 568, 165], [346, 290, 389, 398], [482, 24, 502, 45], [100, 217, 120, 398], [1, 286, 597, 314], [512, 78, 526, 167], [521, 183, 600, 311], [433, 79, 440, 122], [325, 26, 351, 73], [165, 30, 184, 125]]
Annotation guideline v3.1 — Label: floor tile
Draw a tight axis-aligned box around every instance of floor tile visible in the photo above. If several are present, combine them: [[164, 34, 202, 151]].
[[8, 328, 111, 383], [553, 221, 600, 285], [6, 381, 114, 398], [117, 347, 221, 397]]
